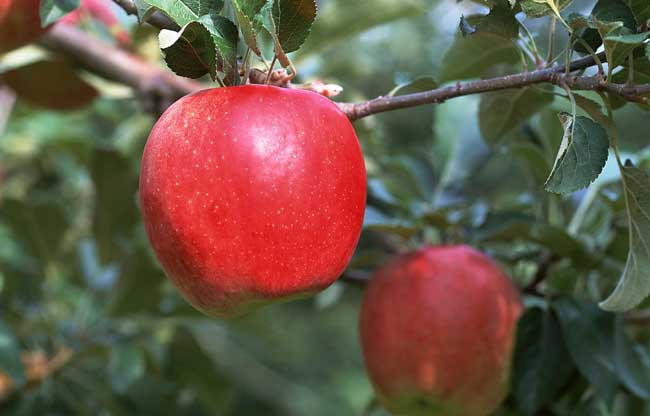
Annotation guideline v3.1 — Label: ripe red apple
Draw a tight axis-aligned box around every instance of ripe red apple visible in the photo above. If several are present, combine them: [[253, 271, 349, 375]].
[[359, 245, 522, 416], [140, 85, 366, 317], [0, 0, 46, 53]]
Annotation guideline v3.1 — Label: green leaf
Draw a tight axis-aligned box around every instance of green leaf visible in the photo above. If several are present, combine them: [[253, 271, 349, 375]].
[[158, 15, 238, 84], [614, 317, 650, 398], [298, 0, 431, 57], [91, 150, 138, 264], [271, 0, 317, 53], [438, 35, 519, 82], [167, 327, 236, 412], [133, 0, 222, 26], [544, 114, 610, 195], [439, 9, 519, 82], [554, 299, 619, 402], [512, 307, 574, 415], [232, 0, 268, 56], [600, 164, 650, 312], [611, 57, 650, 110], [0, 321, 25, 388], [593, 0, 638, 31], [109, 248, 164, 316], [40, 0, 80, 26], [520, 0, 573, 18], [0, 197, 69, 266], [604, 31, 650, 69], [108, 344, 145, 393], [159, 21, 217, 80], [479, 87, 554, 144], [628, 0, 650, 22], [476, 213, 597, 267], [593, 0, 639, 70], [200, 14, 239, 85], [388, 76, 437, 97]]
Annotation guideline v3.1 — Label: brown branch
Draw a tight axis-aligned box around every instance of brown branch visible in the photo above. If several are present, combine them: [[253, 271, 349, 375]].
[[112, 0, 179, 30], [341, 270, 371, 286], [338, 52, 618, 120], [523, 252, 557, 296], [37, 24, 650, 120], [624, 309, 650, 325], [39, 24, 204, 114]]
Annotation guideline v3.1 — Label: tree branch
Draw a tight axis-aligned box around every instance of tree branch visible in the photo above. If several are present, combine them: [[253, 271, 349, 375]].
[[38, 24, 649, 120], [40, 24, 203, 114], [112, 0, 179, 30]]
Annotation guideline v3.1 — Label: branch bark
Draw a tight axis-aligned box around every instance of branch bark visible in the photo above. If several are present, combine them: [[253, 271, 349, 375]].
[[112, 0, 179, 30], [38, 20, 650, 120], [40, 24, 203, 114]]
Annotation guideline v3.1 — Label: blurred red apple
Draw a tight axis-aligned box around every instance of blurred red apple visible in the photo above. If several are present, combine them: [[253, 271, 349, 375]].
[[359, 245, 522, 416], [140, 85, 366, 317], [0, 0, 47, 54]]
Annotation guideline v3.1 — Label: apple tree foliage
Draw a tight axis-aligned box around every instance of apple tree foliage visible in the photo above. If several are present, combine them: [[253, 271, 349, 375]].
[[1, 0, 650, 414]]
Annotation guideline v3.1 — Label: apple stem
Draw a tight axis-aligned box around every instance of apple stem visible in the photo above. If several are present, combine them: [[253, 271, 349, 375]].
[[265, 56, 278, 84]]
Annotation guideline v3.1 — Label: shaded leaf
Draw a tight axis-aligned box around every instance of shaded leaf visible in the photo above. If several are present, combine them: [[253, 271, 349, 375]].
[[108, 248, 164, 316], [298, 0, 431, 57], [479, 87, 554, 144], [512, 307, 574, 415], [628, 0, 650, 22], [0, 321, 25, 388], [555, 299, 619, 402], [600, 164, 650, 311], [167, 327, 236, 413], [439, 9, 519, 82], [109, 344, 145, 393], [159, 21, 217, 80], [614, 317, 650, 398], [91, 150, 138, 264]]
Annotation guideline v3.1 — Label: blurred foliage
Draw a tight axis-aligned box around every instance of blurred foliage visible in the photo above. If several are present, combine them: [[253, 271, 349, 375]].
[[1, 0, 650, 415]]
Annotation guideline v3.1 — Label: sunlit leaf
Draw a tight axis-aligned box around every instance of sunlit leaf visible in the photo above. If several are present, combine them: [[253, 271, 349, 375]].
[[544, 114, 610, 195]]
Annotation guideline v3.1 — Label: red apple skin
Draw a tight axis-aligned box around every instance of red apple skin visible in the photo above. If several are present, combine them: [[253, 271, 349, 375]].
[[140, 85, 366, 317], [0, 0, 46, 53], [359, 245, 522, 416]]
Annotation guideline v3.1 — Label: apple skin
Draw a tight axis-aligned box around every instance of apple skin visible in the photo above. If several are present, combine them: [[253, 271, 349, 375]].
[[0, 0, 46, 54], [359, 245, 522, 416], [140, 85, 366, 317]]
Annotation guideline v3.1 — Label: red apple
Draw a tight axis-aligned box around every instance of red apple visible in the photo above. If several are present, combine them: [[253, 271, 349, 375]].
[[359, 245, 522, 416], [0, 0, 46, 54], [139, 85, 366, 317]]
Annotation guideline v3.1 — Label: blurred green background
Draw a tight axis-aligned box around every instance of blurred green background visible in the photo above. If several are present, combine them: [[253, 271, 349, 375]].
[[2, 0, 650, 415]]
